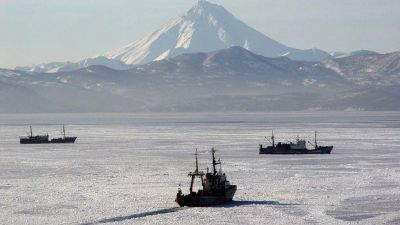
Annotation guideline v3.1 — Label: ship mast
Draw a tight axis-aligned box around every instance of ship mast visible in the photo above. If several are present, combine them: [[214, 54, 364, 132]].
[[188, 149, 204, 193], [272, 130, 275, 147], [30, 126, 33, 138], [211, 147, 220, 175], [314, 131, 318, 149], [195, 148, 199, 174], [63, 124, 66, 139], [218, 158, 222, 174]]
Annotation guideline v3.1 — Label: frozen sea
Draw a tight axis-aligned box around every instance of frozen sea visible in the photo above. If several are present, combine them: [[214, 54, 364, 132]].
[[0, 112, 399, 225]]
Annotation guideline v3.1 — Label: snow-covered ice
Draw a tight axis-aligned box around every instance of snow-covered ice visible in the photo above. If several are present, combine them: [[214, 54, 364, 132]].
[[0, 112, 399, 224]]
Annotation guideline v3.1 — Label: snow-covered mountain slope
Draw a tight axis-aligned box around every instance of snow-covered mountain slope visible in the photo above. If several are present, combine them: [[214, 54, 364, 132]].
[[322, 51, 400, 86], [329, 50, 380, 59], [14, 56, 132, 73], [105, 0, 331, 64]]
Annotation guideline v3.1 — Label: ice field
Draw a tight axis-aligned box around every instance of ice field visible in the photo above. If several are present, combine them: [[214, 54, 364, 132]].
[[0, 112, 399, 225]]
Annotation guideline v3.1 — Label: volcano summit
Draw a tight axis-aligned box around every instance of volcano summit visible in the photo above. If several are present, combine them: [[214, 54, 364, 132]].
[[105, 0, 330, 65]]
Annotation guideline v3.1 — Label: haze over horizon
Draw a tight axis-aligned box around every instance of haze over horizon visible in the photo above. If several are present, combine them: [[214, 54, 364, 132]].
[[1, 0, 399, 69]]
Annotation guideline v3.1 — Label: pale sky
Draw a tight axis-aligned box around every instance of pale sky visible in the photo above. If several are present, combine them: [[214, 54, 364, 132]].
[[0, 0, 399, 69]]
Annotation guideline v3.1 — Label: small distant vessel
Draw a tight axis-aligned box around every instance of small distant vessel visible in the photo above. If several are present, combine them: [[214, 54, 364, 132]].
[[20, 125, 77, 144], [259, 131, 333, 154], [175, 148, 237, 207]]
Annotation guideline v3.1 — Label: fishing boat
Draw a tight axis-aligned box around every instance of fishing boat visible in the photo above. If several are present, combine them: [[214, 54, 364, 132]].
[[259, 131, 333, 154], [175, 148, 237, 207], [20, 125, 77, 144]]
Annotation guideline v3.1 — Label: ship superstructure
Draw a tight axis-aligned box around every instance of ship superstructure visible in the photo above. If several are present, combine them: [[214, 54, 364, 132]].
[[19, 126, 49, 144]]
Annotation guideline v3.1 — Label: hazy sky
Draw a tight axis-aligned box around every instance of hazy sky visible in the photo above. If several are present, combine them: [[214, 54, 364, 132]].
[[1, 0, 399, 68]]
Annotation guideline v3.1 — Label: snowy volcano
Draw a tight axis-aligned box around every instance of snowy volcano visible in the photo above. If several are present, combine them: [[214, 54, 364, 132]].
[[14, 0, 335, 73], [105, 0, 330, 64]]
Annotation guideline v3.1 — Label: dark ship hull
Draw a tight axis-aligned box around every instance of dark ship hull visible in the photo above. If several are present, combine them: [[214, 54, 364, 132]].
[[176, 186, 237, 207], [20, 136, 49, 144], [259, 145, 333, 154], [20, 137, 77, 144], [49, 137, 77, 143]]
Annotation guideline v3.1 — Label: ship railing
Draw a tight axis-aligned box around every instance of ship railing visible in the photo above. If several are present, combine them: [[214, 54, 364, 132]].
[[188, 171, 205, 176]]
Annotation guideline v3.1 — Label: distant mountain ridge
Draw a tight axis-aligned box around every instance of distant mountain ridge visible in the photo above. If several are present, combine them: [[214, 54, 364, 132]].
[[2, 47, 400, 112], [15, 56, 132, 73], [322, 51, 400, 86], [329, 50, 380, 59]]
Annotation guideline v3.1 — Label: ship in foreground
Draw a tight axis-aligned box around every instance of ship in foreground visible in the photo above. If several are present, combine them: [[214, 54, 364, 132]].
[[20, 125, 77, 144], [175, 148, 237, 207], [259, 131, 333, 154]]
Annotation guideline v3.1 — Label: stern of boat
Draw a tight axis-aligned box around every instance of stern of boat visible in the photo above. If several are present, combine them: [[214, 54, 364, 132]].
[[175, 188, 185, 207]]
